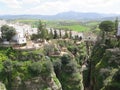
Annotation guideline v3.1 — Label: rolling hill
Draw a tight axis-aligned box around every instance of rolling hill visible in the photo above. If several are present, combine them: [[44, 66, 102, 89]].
[[0, 11, 119, 20]]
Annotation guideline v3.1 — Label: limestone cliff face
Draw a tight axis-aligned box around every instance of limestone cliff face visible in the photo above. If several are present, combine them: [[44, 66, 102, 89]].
[[0, 82, 6, 90], [12, 72, 62, 90]]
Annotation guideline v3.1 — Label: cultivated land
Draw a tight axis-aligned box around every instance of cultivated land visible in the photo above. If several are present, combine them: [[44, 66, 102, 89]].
[[15, 19, 100, 32]]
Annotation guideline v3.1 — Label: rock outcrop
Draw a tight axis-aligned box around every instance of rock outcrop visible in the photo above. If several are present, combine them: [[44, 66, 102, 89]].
[[12, 72, 62, 90], [0, 82, 6, 90]]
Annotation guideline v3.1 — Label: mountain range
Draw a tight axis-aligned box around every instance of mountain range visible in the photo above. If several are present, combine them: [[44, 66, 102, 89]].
[[0, 11, 119, 20]]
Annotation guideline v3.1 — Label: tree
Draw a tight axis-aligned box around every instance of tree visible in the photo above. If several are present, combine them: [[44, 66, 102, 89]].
[[61, 54, 72, 65], [28, 62, 42, 76], [37, 20, 48, 40], [75, 35, 79, 40], [1, 25, 16, 41], [59, 29, 62, 38], [53, 59, 62, 76], [69, 30, 72, 39], [54, 29, 58, 39], [68, 46, 78, 56], [99, 20, 115, 40], [49, 28, 54, 39], [64, 30, 68, 39], [37, 20, 44, 34], [115, 17, 119, 35], [31, 34, 39, 40], [2, 60, 13, 89], [99, 21, 115, 32], [41, 28, 48, 40]]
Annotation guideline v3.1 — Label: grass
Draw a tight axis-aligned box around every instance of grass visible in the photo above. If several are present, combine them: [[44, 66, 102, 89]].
[[15, 19, 99, 32], [56, 25, 90, 32], [86, 21, 99, 26]]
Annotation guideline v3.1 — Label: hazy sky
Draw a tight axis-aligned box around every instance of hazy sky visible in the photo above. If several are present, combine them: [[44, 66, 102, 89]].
[[0, 0, 120, 15]]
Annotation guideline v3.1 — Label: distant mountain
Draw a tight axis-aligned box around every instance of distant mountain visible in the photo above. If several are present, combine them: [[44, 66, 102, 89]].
[[0, 11, 119, 20]]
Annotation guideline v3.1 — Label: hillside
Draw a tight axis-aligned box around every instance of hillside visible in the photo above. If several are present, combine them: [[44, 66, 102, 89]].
[[0, 11, 118, 20]]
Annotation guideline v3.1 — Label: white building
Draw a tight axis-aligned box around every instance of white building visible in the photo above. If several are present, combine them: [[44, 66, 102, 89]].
[[72, 31, 84, 38], [0, 20, 7, 26], [47, 28, 84, 38], [12, 32, 26, 44], [117, 23, 120, 36], [28, 28, 38, 35], [0, 21, 35, 44], [9, 24, 37, 44], [0, 29, 1, 38], [7, 24, 26, 44]]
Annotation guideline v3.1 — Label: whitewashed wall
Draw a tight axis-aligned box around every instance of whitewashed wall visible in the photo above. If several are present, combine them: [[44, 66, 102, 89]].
[[117, 23, 120, 36]]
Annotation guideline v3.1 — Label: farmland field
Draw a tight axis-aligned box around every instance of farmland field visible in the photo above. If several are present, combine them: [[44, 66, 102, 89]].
[[56, 25, 90, 32], [15, 19, 99, 32]]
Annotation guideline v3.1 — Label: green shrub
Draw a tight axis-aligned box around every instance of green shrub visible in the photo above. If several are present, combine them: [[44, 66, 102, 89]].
[[28, 62, 42, 76], [53, 59, 62, 76], [61, 54, 71, 65], [41, 60, 53, 76], [65, 61, 78, 74]]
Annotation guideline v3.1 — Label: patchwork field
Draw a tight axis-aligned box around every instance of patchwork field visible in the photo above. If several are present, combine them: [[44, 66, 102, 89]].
[[15, 19, 99, 32], [56, 25, 90, 32]]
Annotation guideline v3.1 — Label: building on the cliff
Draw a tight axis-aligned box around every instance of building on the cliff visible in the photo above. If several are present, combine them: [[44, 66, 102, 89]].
[[0, 23, 38, 44], [117, 23, 120, 37], [12, 32, 26, 44], [8, 24, 27, 44], [0, 20, 7, 26], [0, 30, 1, 38]]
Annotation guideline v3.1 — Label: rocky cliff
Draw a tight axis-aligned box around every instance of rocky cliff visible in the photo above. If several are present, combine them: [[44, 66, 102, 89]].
[[0, 82, 6, 90], [12, 72, 62, 90]]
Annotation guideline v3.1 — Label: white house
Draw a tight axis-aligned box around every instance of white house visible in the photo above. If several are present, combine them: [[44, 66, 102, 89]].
[[117, 23, 120, 36], [12, 31, 26, 44], [0, 21, 43, 44], [28, 28, 38, 35], [72, 31, 83, 38], [32, 28, 38, 34], [7, 23, 38, 44], [11, 25, 27, 44], [0, 20, 7, 26], [0, 29, 1, 38]]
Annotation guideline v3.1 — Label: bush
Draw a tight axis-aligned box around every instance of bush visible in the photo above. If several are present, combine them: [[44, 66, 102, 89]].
[[53, 59, 62, 76], [28, 62, 42, 76], [65, 61, 78, 74], [113, 69, 120, 82], [3, 60, 13, 73], [67, 45, 78, 55], [28, 60, 53, 77], [31, 34, 39, 40], [61, 54, 72, 65], [41, 61, 53, 76]]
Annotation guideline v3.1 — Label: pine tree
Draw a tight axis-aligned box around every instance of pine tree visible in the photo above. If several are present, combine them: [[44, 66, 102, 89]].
[[69, 30, 72, 39], [49, 28, 54, 39], [37, 20, 43, 34], [37, 20, 48, 40], [54, 29, 58, 39], [64, 30, 68, 39], [59, 29, 62, 38], [115, 17, 119, 35]]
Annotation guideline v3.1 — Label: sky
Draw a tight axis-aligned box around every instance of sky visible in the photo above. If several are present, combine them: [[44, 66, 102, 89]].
[[0, 0, 120, 15]]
